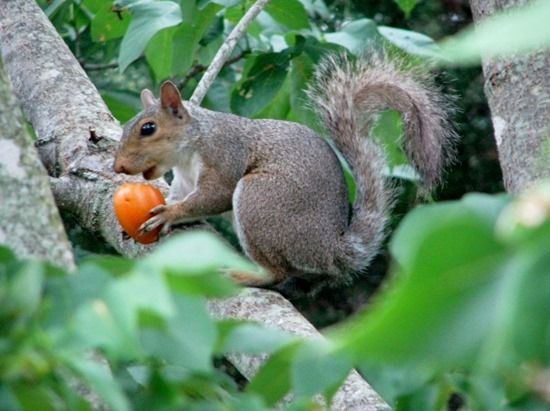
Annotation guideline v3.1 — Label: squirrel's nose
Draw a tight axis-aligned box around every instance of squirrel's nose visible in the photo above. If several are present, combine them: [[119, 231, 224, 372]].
[[113, 161, 127, 174]]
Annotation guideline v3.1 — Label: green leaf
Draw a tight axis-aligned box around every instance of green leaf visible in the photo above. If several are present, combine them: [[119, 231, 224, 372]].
[[118, 1, 183, 72], [390, 194, 508, 269], [324, 19, 378, 54], [265, 0, 310, 31], [91, 2, 130, 42], [11, 384, 58, 411], [288, 53, 318, 130], [141, 295, 217, 373], [231, 51, 291, 117], [292, 341, 352, 397], [145, 3, 221, 81], [198, 0, 242, 7], [438, 0, 550, 66], [254, 76, 291, 120], [333, 196, 509, 366], [141, 231, 257, 279], [218, 322, 295, 355], [0, 245, 15, 264], [81, 255, 135, 277], [66, 268, 173, 357], [7, 262, 44, 317], [145, 26, 179, 81], [372, 110, 407, 166], [247, 343, 302, 406], [101, 89, 141, 123], [378, 26, 441, 59], [66, 357, 130, 411], [393, 0, 421, 18], [166, 268, 237, 297]]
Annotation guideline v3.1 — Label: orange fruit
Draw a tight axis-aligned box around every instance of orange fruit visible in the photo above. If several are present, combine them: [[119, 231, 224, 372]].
[[113, 183, 165, 244]]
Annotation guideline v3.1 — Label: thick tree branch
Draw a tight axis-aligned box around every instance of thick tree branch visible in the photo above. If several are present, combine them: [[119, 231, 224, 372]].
[[469, 0, 550, 193], [190, 0, 272, 105], [0, 61, 74, 269], [0, 1, 390, 410]]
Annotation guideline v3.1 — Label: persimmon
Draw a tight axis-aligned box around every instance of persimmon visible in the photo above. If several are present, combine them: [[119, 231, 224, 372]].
[[113, 183, 165, 244]]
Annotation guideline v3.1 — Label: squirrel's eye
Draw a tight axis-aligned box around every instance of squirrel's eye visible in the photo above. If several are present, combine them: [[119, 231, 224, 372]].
[[140, 122, 157, 137]]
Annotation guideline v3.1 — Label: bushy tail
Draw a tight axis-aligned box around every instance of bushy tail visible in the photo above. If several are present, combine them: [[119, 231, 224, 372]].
[[308, 52, 456, 275]]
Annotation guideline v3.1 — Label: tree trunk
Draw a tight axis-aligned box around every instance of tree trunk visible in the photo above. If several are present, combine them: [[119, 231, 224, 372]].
[[0, 1, 389, 409], [469, 0, 550, 193], [0, 62, 74, 269]]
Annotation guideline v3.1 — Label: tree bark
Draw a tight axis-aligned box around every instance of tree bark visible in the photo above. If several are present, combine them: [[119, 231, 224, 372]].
[[0, 61, 75, 269], [469, 0, 550, 193], [209, 288, 390, 410], [0, 1, 390, 409]]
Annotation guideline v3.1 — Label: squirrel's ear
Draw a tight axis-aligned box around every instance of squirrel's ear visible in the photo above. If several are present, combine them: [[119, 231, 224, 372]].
[[160, 81, 188, 120], [140, 89, 156, 109]]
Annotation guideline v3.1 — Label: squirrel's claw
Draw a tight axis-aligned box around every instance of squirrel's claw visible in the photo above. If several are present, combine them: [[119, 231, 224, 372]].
[[139, 215, 165, 234], [139, 204, 176, 235]]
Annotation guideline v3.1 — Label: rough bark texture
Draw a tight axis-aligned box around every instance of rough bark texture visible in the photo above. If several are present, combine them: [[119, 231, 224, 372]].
[[209, 288, 391, 410], [0, 1, 390, 409], [0, 62, 75, 269], [469, 0, 550, 193]]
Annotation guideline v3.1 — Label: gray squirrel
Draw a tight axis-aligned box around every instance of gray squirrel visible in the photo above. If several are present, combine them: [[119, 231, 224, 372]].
[[113, 52, 455, 286]]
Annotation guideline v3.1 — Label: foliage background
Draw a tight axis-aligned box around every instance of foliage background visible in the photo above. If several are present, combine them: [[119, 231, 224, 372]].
[[3, 0, 549, 410]]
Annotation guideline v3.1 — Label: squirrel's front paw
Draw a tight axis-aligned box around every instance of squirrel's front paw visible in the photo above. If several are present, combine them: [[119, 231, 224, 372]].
[[139, 204, 177, 236]]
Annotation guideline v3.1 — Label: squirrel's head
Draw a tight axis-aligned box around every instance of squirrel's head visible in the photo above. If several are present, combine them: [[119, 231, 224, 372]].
[[113, 81, 191, 180]]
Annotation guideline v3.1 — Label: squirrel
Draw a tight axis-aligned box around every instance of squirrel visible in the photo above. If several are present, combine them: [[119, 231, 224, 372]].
[[113, 52, 455, 286]]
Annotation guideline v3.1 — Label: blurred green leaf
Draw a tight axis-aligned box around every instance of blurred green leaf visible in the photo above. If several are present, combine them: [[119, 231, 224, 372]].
[[166, 268, 237, 297], [118, 1, 183, 72], [292, 340, 352, 398], [6, 262, 44, 318], [324, 19, 378, 54], [372, 110, 407, 167], [218, 322, 295, 355], [439, 0, 550, 65], [81, 254, 134, 277], [101, 89, 141, 123], [67, 357, 130, 411], [141, 231, 257, 276], [247, 343, 302, 406], [393, 0, 421, 18], [141, 295, 216, 373], [11, 384, 58, 411], [333, 196, 509, 366], [379, 27, 441, 59], [265, 0, 310, 31], [0, 245, 16, 265]]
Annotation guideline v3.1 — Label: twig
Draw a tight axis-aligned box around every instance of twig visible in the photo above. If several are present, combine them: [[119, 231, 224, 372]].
[[176, 50, 247, 90], [82, 62, 119, 71], [190, 0, 272, 106]]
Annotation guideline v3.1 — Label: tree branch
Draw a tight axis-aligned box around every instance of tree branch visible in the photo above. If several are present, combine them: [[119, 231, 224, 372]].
[[0, 61, 75, 269], [82, 62, 119, 71], [190, 0, 272, 105]]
